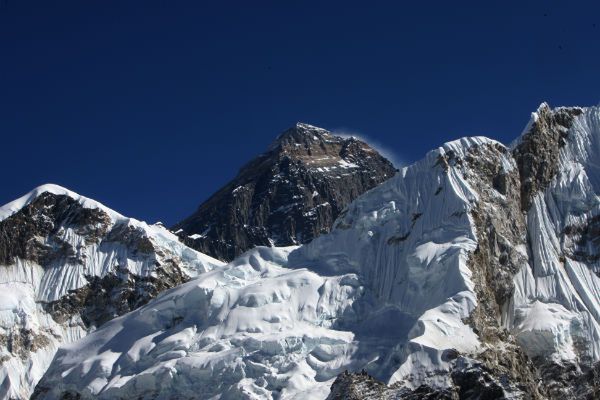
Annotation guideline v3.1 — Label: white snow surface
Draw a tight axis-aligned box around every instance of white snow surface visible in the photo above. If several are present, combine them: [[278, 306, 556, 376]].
[[31, 106, 600, 399], [0, 185, 224, 400]]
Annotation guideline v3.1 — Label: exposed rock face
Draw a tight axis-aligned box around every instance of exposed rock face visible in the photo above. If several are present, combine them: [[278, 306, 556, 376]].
[[327, 371, 456, 399], [460, 143, 544, 398], [173, 123, 397, 261], [327, 363, 525, 400], [0, 329, 51, 363], [0, 192, 112, 266], [562, 215, 600, 274], [512, 103, 584, 210], [536, 360, 600, 399], [0, 185, 222, 400], [44, 261, 188, 329]]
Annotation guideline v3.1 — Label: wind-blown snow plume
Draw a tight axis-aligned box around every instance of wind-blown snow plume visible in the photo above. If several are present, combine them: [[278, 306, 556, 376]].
[[333, 128, 405, 168]]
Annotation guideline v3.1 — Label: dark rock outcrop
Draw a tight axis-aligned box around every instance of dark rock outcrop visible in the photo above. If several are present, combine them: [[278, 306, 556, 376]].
[[44, 261, 187, 329], [173, 123, 397, 261], [536, 360, 600, 399], [512, 103, 583, 211], [0, 192, 112, 266], [462, 142, 544, 399], [327, 370, 456, 399], [0, 329, 51, 362], [327, 363, 518, 400]]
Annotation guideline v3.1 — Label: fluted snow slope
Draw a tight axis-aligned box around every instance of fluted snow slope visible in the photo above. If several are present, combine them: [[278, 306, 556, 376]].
[[509, 106, 600, 365], [0, 185, 224, 400]]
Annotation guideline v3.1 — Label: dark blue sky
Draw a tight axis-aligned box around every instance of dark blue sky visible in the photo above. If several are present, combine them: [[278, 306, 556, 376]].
[[1, 1, 599, 225]]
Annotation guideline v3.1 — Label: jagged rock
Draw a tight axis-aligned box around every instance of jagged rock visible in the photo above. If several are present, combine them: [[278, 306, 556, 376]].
[[327, 364, 517, 400], [535, 360, 600, 399], [327, 371, 457, 399], [173, 123, 397, 261], [0, 329, 51, 361], [43, 261, 188, 329], [512, 103, 583, 210], [459, 143, 544, 398], [0, 192, 112, 266]]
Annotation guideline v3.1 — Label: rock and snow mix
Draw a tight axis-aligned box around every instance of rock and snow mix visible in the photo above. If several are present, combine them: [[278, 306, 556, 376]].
[[0, 184, 223, 400], [5, 104, 600, 399], [508, 105, 600, 365]]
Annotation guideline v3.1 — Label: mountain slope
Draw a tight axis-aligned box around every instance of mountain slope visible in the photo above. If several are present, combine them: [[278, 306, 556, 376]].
[[173, 123, 397, 261], [34, 135, 525, 399], [34, 104, 600, 399], [0, 184, 223, 400]]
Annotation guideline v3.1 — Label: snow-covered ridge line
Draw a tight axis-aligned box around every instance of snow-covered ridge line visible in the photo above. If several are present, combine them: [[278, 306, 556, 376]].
[[0, 183, 201, 250], [0, 183, 125, 222]]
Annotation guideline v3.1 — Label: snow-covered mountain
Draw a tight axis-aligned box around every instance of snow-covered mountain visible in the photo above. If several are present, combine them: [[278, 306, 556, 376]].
[[0, 185, 224, 400], [18, 103, 600, 399], [173, 122, 397, 261]]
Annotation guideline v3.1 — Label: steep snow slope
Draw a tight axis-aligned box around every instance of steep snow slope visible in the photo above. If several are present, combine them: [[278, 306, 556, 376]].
[[295, 137, 493, 388], [0, 185, 224, 400], [35, 104, 600, 399]]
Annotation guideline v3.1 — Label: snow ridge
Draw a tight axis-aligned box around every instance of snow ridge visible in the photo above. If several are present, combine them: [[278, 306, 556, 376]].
[[0, 184, 125, 222]]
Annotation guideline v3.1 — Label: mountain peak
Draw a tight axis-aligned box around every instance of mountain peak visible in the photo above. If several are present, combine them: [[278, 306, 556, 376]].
[[269, 122, 334, 149], [294, 121, 323, 130], [174, 123, 396, 261], [0, 183, 125, 223], [0, 183, 75, 221]]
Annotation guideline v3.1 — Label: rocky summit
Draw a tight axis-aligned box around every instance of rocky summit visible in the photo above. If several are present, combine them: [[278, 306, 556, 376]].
[[173, 122, 397, 261]]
